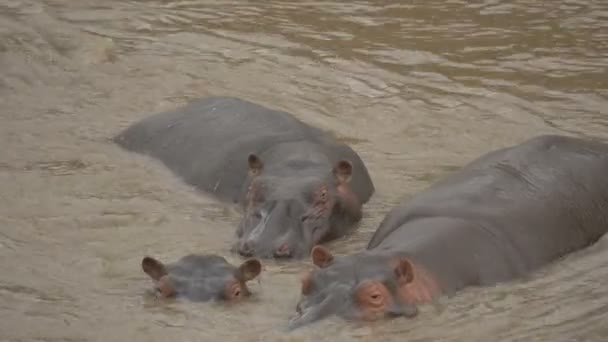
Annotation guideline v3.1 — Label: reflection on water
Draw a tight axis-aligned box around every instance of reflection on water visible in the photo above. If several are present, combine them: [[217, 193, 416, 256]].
[[1, 0, 607, 340]]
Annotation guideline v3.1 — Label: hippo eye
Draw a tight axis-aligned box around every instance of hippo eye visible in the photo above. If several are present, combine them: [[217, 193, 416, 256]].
[[227, 282, 244, 300], [232, 286, 244, 298], [366, 289, 385, 305], [368, 292, 384, 306], [356, 282, 388, 310]]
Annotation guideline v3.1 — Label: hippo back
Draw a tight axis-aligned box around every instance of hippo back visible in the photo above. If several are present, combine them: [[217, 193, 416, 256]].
[[114, 96, 374, 204], [368, 135, 608, 276]]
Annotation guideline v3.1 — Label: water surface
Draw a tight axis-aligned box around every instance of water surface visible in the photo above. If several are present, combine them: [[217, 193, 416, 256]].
[[1, 0, 607, 341]]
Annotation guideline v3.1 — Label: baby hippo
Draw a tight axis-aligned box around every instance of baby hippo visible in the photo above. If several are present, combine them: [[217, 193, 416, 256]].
[[142, 254, 262, 301]]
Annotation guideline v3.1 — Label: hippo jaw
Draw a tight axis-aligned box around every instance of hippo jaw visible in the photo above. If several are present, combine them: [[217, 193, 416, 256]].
[[141, 255, 262, 302], [234, 154, 360, 259], [288, 288, 419, 330], [287, 246, 420, 329], [288, 283, 353, 330]]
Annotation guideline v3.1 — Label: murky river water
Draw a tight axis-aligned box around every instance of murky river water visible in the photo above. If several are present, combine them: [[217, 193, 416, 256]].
[[1, 0, 607, 341]]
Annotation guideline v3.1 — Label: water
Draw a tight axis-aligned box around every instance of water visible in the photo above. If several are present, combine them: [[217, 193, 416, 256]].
[[1, 0, 607, 341]]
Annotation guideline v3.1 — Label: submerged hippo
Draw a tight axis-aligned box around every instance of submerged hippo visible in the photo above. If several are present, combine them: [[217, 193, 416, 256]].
[[289, 134, 608, 328], [142, 254, 262, 301], [114, 97, 375, 259]]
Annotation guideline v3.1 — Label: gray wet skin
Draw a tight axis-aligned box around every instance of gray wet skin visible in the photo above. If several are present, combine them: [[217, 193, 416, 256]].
[[141, 254, 262, 301], [290, 134, 608, 329], [289, 247, 419, 330], [114, 96, 375, 259]]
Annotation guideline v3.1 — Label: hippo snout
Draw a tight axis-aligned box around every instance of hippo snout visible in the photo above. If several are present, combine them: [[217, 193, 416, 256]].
[[235, 239, 295, 258], [237, 241, 254, 257], [273, 243, 292, 258]]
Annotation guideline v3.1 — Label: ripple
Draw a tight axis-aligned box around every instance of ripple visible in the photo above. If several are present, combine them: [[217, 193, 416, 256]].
[[1, 0, 608, 340]]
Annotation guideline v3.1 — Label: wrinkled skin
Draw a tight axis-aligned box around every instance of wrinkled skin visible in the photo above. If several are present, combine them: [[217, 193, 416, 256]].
[[233, 154, 363, 259], [290, 134, 608, 329], [114, 97, 375, 259], [141, 254, 262, 302]]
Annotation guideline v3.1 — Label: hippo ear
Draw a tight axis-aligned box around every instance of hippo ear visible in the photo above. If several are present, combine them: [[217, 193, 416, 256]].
[[332, 160, 353, 184], [142, 256, 168, 281], [248, 154, 264, 176], [238, 258, 262, 281], [311, 245, 334, 268], [392, 258, 415, 285]]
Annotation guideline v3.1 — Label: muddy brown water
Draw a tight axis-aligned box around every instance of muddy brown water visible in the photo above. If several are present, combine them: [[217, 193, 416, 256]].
[[1, 0, 608, 341]]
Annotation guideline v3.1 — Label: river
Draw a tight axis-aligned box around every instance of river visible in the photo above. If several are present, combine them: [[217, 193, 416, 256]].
[[1, 0, 607, 341]]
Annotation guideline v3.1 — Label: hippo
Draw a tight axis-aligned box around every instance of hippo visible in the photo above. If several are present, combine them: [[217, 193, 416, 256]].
[[114, 96, 374, 259], [141, 254, 262, 301], [289, 134, 608, 329]]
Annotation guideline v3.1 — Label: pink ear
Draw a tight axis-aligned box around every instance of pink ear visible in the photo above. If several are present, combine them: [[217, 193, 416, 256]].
[[392, 258, 415, 285], [333, 160, 353, 183], [142, 256, 168, 281], [248, 154, 264, 176], [311, 245, 334, 268]]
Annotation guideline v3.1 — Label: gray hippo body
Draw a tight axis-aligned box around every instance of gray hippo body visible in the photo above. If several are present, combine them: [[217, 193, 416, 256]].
[[290, 134, 608, 328], [114, 96, 375, 259]]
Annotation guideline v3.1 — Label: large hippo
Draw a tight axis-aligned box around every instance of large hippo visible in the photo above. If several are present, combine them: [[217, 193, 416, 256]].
[[142, 254, 262, 301], [114, 96, 375, 259], [289, 134, 608, 329]]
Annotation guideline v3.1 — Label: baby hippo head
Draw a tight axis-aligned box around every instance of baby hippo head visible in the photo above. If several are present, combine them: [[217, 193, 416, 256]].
[[234, 153, 362, 259], [141, 254, 262, 302]]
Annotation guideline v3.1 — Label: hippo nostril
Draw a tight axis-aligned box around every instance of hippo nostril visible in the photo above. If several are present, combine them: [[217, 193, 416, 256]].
[[238, 242, 254, 257], [274, 243, 291, 258]]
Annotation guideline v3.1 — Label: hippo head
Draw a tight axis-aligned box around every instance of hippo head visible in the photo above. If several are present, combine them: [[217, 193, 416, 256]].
[[141, 254, 262, 302], [288, 246, 434, 330], [233, 154, 361, 259]]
